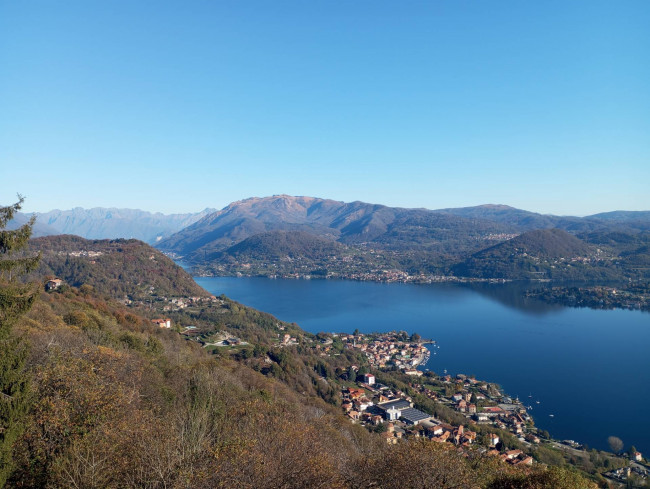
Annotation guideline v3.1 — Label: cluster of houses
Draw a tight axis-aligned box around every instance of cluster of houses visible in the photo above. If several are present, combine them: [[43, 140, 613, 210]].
[[161, 295, 220, 312], [338, 365, 547, 469], [338, 332, 430, 370], [411, 373, 540, 444], [279, 333, 299, 346], [66, 250, 104, 258], [341, 384, 436, 442], [54, 250, 104, 258], [340, 382, 534, 465], [607, 464, 648, 484]]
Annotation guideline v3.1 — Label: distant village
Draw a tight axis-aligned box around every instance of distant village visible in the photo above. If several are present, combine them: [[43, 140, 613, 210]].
[[215, 267, 510, 285]]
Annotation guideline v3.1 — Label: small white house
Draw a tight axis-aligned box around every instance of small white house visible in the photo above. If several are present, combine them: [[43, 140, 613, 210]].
[[364, 373, 376, 385]]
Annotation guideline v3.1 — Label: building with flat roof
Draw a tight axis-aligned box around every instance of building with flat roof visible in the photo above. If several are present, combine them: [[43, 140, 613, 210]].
[[377, 399, 412, 421], [399, 407, 431, 425]]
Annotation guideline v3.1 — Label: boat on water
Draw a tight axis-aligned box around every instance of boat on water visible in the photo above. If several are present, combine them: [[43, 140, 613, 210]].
[[536, 401, 540, 404], [549, 414, 555, 417]]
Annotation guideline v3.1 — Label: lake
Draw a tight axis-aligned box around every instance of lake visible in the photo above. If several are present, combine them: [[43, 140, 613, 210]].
[[195, 276, 650, 453]]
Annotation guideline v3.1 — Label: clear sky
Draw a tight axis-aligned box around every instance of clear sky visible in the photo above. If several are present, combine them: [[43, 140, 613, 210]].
[[1, 0, 648, 216]]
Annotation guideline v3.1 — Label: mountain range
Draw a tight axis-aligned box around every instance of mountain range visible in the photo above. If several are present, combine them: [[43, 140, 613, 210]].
[[8, 195, 650, 281], [157, 195, 650, 281], [8, 207, 216, 243]]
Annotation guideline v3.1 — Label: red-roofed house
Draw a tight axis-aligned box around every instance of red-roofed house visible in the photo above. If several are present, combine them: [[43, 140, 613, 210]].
[[152, 318, 171, 329]]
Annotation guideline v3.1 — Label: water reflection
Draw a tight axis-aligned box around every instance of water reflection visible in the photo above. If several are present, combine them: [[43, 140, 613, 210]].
[[193, 276, 650, 453], [460, 282, 564, 316]]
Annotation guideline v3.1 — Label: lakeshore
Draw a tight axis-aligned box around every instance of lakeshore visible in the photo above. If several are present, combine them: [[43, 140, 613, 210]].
[[195, 275, 650, 455]]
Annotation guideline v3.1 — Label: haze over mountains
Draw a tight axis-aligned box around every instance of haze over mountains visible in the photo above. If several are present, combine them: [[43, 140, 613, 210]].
[[9, 207, 216, 243]]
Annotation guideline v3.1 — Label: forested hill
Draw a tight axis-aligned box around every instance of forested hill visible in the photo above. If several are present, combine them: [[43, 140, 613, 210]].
[[222, 230, 346, 261], [451, 229, 625, 280], [434, 205, 585, 231], [6, 265, 596, 487], [27, 235, 209, 299], [487, 229, 592, 258]]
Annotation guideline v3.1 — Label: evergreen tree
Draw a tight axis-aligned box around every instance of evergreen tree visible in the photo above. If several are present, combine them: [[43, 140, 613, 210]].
[[0, 196, 40, 486]]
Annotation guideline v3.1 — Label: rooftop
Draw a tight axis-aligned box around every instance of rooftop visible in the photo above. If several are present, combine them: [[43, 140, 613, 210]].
[[377, 399, 411, 411], [400, 408, 431, 424]]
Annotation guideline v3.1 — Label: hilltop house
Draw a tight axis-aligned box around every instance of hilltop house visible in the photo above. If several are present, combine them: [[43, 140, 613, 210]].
[[46, 278, 63, 291], [152, 318, 172, 329]]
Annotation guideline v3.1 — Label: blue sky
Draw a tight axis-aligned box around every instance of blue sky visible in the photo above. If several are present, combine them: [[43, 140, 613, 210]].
[[1, 0, 648, 215]]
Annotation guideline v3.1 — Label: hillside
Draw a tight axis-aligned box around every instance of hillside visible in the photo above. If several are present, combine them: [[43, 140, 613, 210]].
[[158, 196, 650, 281], [451, 229, 625, 280], [5, 283, 598, 488], [588, 210, 650, 222], [26, 235, 209, 299], [436, 204, 565, 230], [221, 230, 345, 260], [157, 195, 514, 256], [2, 216, 600, 488], [27, 206, 216, 243], [586, 211, 650, 232], [157, 196, 517, 274]]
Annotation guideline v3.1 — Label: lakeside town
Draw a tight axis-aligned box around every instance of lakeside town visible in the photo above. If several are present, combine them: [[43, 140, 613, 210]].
[[315, 330, 649, 485]]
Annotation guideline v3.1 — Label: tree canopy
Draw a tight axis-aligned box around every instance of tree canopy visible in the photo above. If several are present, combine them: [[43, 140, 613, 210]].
[[0, 195, 40, 485]]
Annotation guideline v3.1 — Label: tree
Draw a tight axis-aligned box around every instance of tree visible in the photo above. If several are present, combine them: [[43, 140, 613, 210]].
[[0, 195, 40, 485], [608, 435, 624, 454]]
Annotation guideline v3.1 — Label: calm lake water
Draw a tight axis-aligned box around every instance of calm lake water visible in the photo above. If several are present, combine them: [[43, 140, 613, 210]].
[[195, 276, 650, 453]]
